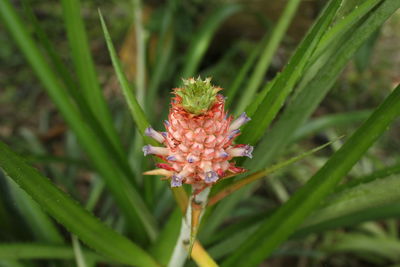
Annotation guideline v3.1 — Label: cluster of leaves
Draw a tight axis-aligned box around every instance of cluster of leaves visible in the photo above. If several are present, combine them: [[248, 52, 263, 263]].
[[0, 0, 399, 266]]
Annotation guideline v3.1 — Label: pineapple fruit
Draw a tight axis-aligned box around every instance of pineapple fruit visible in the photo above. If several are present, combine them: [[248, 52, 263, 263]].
[[143, 77, 253, 187]]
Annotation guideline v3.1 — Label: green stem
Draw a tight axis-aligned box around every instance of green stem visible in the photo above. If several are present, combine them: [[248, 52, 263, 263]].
[[168, 187, 210, 267]]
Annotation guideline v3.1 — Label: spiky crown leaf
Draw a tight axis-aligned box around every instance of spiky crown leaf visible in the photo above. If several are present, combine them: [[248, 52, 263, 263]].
[[175, 77, 221, 115]]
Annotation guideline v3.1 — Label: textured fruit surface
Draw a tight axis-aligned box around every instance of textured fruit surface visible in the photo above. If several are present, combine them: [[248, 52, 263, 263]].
[[143, 78, 253, 187]]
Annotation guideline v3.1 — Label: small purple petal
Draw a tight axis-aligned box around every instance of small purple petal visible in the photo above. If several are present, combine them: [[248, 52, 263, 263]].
[[161, 132, 168, 137], [220, 151, 229, 158], [142, 145, 151, 156], [205, 171, 218, 183], [145, 126, 165, 143], [142, 145, 169, 156], [167, 155, 177, 161], [171, 174, 183, 187], [229, 112, 251, 131], [144, 127, 152, 136], [243, 145, 254, 158], [186, 154, 199, 163], [164, 120, 170, 127], [228, 129, 240, 139], [239, 112, 251, 123]]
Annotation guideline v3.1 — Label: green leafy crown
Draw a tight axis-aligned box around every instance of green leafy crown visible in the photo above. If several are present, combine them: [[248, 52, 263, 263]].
[[175, 77, 220, 115]]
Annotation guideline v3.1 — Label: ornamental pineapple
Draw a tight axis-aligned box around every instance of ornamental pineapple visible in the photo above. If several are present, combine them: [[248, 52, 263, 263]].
[[143, 77, 253, 187]]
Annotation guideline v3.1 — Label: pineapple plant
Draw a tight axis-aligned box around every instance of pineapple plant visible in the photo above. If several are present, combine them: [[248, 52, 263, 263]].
[[143, 77, 253, 188]]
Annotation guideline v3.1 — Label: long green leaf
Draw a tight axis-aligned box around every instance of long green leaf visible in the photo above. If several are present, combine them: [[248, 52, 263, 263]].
[[249, 0, 399, 171], [325, 233, 400, 261], [222, 82, 400, 266], [238, 0, 342, 145], [302, 174, 400, 229], [0, 243, 103, 262], [209, 223, 260, 259], [147, 32, 175, 116], [23, 0, 137, 175], [291, 110, 372, 142], [283, 0, 382, 105], [25, 154, 89, 169], [334, 161, 400, 192], [99, 11, 167, 233], [147, 0, 180, 116], [60, 0, 121, 152], [225, 36, 265, 108], [149, 208, 181, 265], [293, 202, 400, 239], [210, 170, 400, 258], [287, 0, 382, 115], [0, 142, 159, 267], [72, 235, 88, 267], [202, 0, 343, 240], [21, 0, 134, 181], [235, 0, 302, 114], [0, 194, 15, 239], [0, 260, 25, 267], [210, 169, 400, 259], [132, 0, 146, 105], [98, 10, 156, 146], [0, 0, 158, 242], [310, 0, 382, 65], [21, 0, 76, 91], [7, 177, 64, 244], [178, 4, 241, 81], [211, 203, 400, 260]]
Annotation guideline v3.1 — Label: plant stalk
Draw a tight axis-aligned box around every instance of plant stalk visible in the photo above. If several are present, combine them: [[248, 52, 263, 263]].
[[168, 186, 210, 267]]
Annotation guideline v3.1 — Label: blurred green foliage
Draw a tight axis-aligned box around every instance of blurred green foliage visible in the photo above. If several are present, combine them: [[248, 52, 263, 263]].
[[0, 0, 399, 266]]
